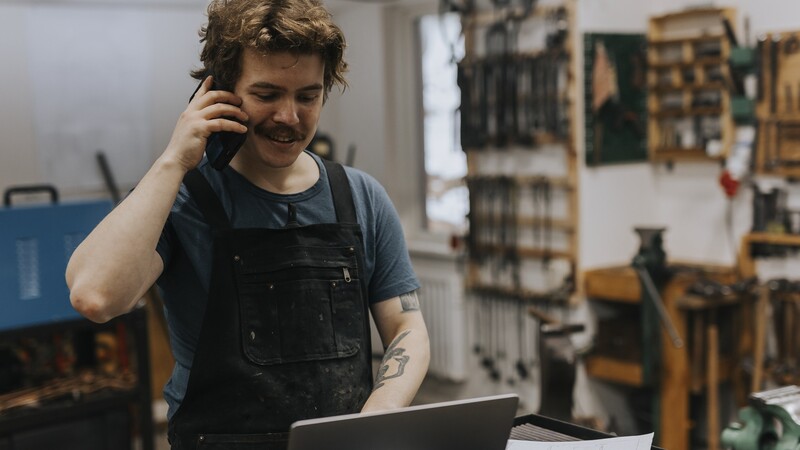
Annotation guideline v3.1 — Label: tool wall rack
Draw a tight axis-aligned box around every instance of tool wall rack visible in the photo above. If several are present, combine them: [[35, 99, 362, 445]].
[[646, 7, 737, 162], [459, 0, 579, 305], [754, 30, 800, 176], [0, 308, 153, 450]]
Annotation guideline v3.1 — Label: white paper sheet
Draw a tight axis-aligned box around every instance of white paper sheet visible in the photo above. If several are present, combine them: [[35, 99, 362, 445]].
[[506, 432, 654, 450]]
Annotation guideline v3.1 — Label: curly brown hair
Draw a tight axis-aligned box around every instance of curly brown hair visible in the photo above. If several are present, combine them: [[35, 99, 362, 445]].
[[191, 0, 348, 100]]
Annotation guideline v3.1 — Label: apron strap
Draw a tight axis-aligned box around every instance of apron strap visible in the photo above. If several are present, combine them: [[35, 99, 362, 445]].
[[323, 160, 357, 224], [183, 169, 232, 231]]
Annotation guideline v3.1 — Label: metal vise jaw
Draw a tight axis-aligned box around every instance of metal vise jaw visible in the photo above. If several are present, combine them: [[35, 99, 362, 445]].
[[721, 385, 800, 450]]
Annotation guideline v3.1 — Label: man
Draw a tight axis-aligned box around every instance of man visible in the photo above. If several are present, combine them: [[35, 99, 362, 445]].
[[65, 0, 430, 448]]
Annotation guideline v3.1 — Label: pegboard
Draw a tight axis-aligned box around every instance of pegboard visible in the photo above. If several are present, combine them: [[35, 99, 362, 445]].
[[458, 0, 579, 304], [584, 33, 649, 166], [755, 31, 800, 176]]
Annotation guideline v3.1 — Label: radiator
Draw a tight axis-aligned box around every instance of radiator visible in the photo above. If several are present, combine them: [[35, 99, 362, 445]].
[[411, 250, 468, 382]]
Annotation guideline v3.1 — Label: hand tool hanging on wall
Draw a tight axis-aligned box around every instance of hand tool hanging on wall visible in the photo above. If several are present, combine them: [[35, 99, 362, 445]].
[[523, 49, 567, 141], [533, 55, 546, 137], [501, 176, 521, 287], [722, 18, 745, 95], [542, 179, 552, 266], [545, 55, 559, 138], [472, 293, 483, 356], [514, 56, 535, 146], [490, 296, 502, 382], [531, 178, 553, 267], [515, 297, 530, 380], [545, 7, 568, 50], [770, 35, 781, 115], [504, 55, 520, 147], [756, 35, 766, 102], [785, 36, 800, 115], [486, 178, 503, 281], [479, 293, 494, 374], [547, 7, 570, 140], [458, 63, 488, 149], [500, 298, 516, 386], [467, 177, 493, 265], [504, 295, 520, 386], [485, 22, 511, 147], [466, 177, 481, 263], [548, 53, 565, 139], [439, 0, 474, 15]]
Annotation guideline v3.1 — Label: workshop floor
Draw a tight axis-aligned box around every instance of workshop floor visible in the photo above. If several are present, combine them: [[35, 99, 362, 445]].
[[150, 375, 460, 450]]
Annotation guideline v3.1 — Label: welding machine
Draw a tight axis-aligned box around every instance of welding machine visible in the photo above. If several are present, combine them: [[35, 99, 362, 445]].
[[0, 185, 112, 331]]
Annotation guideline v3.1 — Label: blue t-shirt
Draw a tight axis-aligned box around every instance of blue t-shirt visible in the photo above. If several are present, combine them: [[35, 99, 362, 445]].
[[155, 151, 420, 419]]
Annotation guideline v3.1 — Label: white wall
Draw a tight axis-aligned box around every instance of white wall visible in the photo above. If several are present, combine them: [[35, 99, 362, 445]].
[[320, 3, 389, 181], [0, 0, 207, 198], [322, 0, 431, 234], [0, 4, 44, 192]]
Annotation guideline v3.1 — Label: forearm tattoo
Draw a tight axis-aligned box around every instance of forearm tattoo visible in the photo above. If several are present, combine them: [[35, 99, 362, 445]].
[[400, 291, 420, 313], [373, 330, 411, 391]]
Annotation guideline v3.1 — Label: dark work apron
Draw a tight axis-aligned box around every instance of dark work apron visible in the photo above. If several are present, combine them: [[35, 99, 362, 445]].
[[168, 160, 373, 450]]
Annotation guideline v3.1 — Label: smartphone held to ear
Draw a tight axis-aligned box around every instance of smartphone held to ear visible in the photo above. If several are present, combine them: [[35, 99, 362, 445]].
[[189, 77, 247, 170]]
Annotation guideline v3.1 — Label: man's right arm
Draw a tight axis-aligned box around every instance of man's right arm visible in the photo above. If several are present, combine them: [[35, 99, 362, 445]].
[[65, 157, 186, 323], [66, 76, 248, 323]]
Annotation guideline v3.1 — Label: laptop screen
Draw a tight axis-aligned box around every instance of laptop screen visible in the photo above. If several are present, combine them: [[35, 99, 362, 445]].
[[288, 393, 519, 450]]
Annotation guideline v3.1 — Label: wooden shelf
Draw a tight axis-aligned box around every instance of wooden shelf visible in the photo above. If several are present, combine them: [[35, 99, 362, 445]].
[[651, 6, 727, 22], [745, 232, 800, 246], [584, 266, 640, 303], [584, 356, 739, 394], [469, 214, 575, 232], [650, 107, 723, 118], [758, 115, 800, 123], [585, 356, 644, 386], [467, 283, 574, 303], [652, 148, 721, 161], [471, 244, 574, 261], [465, 175, 574, 190], [646, 8, 735, 163], [649, 34, 725, 46]]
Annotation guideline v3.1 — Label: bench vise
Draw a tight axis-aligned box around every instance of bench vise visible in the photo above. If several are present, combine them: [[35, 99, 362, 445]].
[[722, 385, 800, 450]]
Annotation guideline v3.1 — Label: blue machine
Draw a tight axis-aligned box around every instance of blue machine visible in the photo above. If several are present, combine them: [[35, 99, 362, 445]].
[[0, 186, 112, 331]]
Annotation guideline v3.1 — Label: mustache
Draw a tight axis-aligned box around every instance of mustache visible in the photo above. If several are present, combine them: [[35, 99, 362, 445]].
[[253, 124, 305, 141]]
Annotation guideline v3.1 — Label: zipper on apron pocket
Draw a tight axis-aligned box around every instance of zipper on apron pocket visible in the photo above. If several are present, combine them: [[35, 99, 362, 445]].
[[343, 267, 352, 282]]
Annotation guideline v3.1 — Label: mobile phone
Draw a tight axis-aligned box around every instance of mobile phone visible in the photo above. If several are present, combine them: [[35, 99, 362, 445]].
[[189, 77, 247, 170]]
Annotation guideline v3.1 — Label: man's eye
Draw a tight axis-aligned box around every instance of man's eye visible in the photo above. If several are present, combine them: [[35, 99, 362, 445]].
[[256, 93, 278, 101], [299, 95, 319, 103]]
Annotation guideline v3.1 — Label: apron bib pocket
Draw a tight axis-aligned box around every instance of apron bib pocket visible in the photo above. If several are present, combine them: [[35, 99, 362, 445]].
[[235, 246, 363, 366]]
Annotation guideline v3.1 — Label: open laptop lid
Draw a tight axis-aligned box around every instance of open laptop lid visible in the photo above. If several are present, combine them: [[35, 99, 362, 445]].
[[288, 393, 519, 450]]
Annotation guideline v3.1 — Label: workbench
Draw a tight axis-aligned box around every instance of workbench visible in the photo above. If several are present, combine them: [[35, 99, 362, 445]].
[[584, 263, 741, 450], [738, 232, 800, 395], [0, 307, 153, 450]]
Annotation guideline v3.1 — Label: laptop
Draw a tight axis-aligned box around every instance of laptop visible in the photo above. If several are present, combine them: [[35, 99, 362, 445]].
[[287, 393, 519, 450]]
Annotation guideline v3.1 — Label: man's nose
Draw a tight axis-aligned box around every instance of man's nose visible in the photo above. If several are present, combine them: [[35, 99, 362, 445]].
[[274, 99, 300, 125]]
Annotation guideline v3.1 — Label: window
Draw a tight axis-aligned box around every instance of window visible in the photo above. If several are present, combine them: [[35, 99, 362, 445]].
[[418, 13, 468, 235]]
